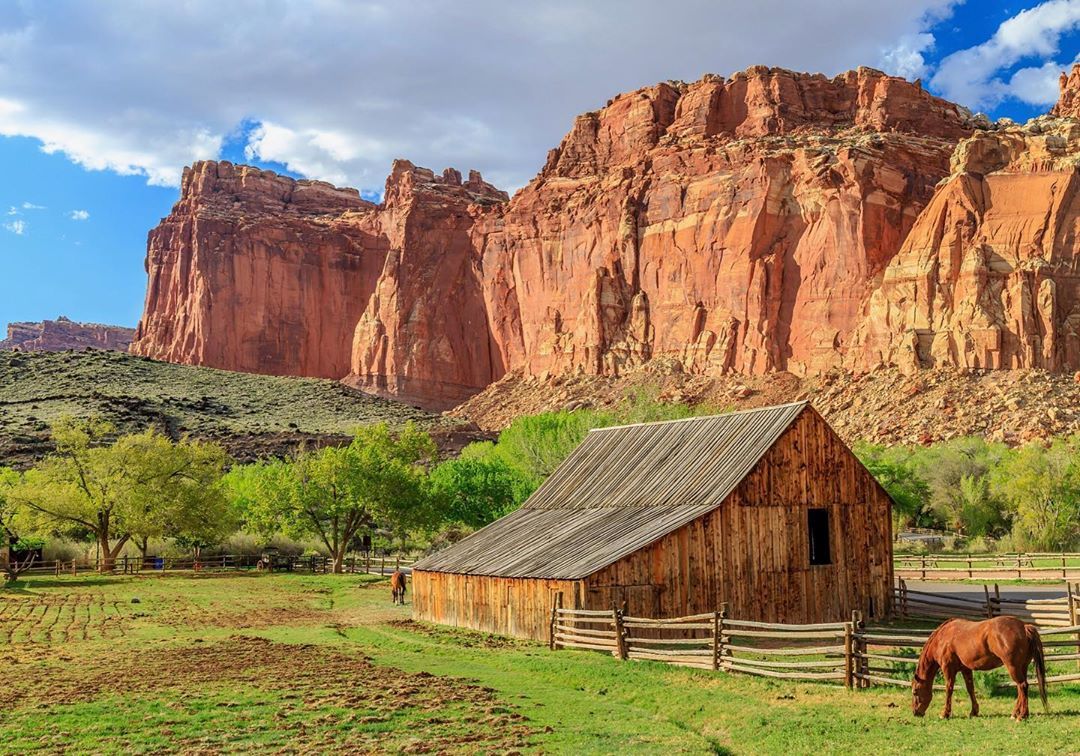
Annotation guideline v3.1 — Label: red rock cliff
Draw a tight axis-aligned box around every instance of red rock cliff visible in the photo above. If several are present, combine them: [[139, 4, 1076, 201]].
[[1, 317, 135, 352], [470, 67, 971, 381], [140, 64, 1080, 409], [345, 162, 508, 407]]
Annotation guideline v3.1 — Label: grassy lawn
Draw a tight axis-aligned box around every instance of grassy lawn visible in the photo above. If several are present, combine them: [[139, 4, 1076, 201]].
[[2, 573, 1078, 754]]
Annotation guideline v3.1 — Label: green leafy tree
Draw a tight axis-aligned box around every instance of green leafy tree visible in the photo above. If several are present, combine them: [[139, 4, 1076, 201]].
[[14, 419, 230, 572], [233, 423, 436, 573], [430, 445, 534, 528], [0, 467, 35, 581], [854, 443, 929, 529], [908, 438, 1007, 535], [991, 440, 1080, 550]]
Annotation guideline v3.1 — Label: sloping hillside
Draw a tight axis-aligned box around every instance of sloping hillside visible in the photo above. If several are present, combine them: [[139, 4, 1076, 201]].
[[0, 349, 470, 467]]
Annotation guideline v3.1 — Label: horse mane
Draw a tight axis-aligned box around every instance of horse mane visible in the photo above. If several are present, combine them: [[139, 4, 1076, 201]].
[[914, 618, 957, 681]]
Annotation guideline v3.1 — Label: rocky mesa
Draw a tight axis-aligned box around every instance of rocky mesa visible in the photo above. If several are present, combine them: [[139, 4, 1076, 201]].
[[132, 64, 1080, 411], [1, 316, 135, 352]]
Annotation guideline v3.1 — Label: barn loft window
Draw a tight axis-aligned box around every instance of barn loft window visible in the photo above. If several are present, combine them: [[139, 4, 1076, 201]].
[[807, 508, 831, 566]]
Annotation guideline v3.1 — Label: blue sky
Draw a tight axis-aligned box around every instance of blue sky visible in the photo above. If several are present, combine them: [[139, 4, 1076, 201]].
[[1, 0, 1078, 331]]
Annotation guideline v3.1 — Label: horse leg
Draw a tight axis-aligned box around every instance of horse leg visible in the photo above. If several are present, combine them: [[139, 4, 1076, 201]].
[[941, 666, 957, 719], [1004, 660, 1029, 720], [960, 668, 978, 717]]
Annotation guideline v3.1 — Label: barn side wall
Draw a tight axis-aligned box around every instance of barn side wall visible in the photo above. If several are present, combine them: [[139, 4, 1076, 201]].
[[411, 570, 579, 641], [583, 407, 894, 623]]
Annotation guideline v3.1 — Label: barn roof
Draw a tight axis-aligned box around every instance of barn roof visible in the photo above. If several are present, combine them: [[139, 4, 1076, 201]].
[[412, 401, 811, 580]]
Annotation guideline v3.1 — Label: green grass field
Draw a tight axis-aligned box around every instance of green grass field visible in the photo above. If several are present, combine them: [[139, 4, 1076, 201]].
[[1, 573, 1078, 754]]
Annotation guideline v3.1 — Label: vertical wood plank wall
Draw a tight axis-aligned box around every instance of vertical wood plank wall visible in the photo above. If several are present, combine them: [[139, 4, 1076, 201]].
[[412, 571, 578, 641], [585, 407, 893, 623]]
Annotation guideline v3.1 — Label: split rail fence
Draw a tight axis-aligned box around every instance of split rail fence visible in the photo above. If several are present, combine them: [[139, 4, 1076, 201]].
[[895, 579, 1079, 627], [895, 552, 1080, 581], [10, 552, 422, 577], [549, 592, 1080, 690]]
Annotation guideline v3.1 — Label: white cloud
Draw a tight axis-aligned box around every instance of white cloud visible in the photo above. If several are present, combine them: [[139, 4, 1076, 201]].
[[880, 32, 938, 81], [4, 219, 26, 235], [0, 0, 959, 193], [931, 0, 1080, 109], [68, 209, 90, 221], [20, 201, 44, 210]]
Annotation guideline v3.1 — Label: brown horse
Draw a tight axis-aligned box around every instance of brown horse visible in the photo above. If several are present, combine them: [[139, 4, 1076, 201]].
[[912, 616, 1047, 720], [390, 569, 407, 605]]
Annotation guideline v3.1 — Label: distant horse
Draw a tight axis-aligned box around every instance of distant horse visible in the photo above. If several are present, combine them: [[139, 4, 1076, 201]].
[[390, 569, 407, 605], [912, 616, 1047, 720]]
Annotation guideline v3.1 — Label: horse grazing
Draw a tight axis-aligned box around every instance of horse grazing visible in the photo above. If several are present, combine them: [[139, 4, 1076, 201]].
[[912, 616, 1047, 720], [390, 570, 407, 605]]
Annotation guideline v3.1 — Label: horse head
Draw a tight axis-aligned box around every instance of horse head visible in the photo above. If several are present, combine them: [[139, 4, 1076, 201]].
[[911, 671, 933, 717]]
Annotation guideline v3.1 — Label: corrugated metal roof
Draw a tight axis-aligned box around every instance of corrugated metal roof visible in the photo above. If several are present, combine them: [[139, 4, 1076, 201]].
[[413, 401, 809, 579]]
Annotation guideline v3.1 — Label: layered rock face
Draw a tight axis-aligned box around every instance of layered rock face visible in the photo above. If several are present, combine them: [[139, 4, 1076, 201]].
[[134, 63, 1080, 410], [472, 67, 971, 380], [849, 68, 1080, 373], [132, 159, 506, 403], [346, 162, 508, 407], [0, 317, 135, 352], [131, 161, 387, 379]]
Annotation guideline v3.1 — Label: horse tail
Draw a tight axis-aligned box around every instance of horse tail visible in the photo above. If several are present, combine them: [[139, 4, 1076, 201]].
[[1026, 624, 1049, 713]]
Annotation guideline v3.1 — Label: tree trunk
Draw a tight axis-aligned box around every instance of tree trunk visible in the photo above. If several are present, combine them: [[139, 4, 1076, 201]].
[[332, 548, 345, 574], [98, 530, 114, 573]]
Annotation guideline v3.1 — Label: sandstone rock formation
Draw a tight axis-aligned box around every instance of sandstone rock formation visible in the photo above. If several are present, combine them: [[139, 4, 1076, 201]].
[[131, 160, 506, 405], [133, 63, 1080, 411], [0, 316, 134, 352], [848, 108, 1080, 373], [346, 161, 508, 407], [473, 67, 971, 382]]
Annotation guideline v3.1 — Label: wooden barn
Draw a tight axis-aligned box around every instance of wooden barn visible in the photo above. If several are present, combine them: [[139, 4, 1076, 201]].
[[411, 402, 894, 641]]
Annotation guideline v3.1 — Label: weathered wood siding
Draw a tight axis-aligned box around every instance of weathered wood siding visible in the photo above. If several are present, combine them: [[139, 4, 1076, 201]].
[[411, 570, 579, 641], [583, 407, 893, 623]]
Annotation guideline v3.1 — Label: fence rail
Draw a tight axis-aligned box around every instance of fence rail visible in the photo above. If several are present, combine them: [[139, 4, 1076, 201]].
[[8, 552, 422, 578], [550, 596, 1080, 690], [895, 552, 1080, 581], [895, 579, 1079, 628]]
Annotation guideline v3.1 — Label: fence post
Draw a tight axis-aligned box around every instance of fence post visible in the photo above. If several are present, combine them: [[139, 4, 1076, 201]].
[[983, 584, 993, 618], [852, 610, 867, 689], [1070, 582, 1079, 671], [612, 605, 628, 660], [900, 578, 908, 619], [713, 602, 728, 672], [993, 583, 1001, 617], [1063, 553, 1068, 580], [844, 618, 854, 690], [54, 559, 60, 577], [1017, 554, 1023, 581], [920, 555, 926, 580], [549, 592, 562, 651]]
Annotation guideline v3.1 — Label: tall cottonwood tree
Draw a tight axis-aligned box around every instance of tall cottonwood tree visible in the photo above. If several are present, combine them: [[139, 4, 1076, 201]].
[[17, 419, 230, 571], [235, 423, 436, 573]]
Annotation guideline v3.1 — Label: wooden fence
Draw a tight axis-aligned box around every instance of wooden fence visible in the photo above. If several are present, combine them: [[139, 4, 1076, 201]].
[[11, 552, 422, 577], [552, 603, 854, 686], [551, 599, 1080, 690], [895, 552, 1080, 581], [895, 579, 1079, 627]]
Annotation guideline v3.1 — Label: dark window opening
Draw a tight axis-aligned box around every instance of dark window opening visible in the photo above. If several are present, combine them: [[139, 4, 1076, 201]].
[[808, 508, 831, 566]]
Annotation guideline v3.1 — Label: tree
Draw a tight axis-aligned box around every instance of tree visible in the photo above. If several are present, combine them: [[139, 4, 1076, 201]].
[[0, 467, 37, 581], [234, 423, 437, 573], [430, 445, 533, 528], [908, 438, 1007, 535], [854, 443, 929, 529], [122, 433, 234, 558], [991, 440, 1080, 550], [15, 419, 230, 572]]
